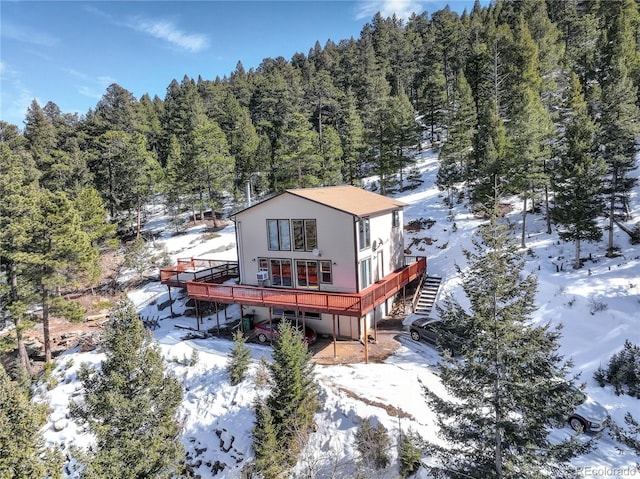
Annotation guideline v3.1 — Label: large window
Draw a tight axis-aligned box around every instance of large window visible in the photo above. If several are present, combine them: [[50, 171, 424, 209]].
[[267, 219, 291, 251], [292, 219, 317, 251], [359, 258, 372, 290], [270, 259, 292, 286], [358, 217, 370, 250]]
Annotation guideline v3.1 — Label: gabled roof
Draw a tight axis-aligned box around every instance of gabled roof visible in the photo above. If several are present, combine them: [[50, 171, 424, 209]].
[[233, 185, 407, 218], [285, 185, 407, 217]]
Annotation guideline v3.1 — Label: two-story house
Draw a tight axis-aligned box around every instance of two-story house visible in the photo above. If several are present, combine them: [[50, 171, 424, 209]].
[[161, 185, 427, 360]]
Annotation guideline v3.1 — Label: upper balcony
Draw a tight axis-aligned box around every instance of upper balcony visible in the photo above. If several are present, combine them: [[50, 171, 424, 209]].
[[160, 256, 426, 318]]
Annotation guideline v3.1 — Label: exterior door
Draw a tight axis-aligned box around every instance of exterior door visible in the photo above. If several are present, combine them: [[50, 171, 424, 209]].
[[296, 260, 319, 289]]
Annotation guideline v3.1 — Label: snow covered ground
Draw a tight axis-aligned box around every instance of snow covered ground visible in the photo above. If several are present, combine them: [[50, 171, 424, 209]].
[[40, 148, 639, 478]]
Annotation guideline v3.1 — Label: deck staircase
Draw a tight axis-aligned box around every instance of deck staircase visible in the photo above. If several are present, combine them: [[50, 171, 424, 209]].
[[413, 275, 443, 316]]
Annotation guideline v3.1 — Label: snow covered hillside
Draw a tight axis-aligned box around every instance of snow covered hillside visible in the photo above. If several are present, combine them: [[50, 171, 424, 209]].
[[40, 148, 639, 478]]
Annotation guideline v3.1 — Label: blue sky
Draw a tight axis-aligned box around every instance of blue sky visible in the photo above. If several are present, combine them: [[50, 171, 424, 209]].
[[1, 1, 479, 128]]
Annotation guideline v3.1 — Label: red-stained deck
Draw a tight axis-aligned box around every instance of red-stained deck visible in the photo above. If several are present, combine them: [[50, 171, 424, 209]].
[[161, 257, 426, 318]]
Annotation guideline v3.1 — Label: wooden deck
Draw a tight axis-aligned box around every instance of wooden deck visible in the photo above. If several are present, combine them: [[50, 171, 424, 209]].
[[160, 259, 239, 288], [161, 256, 426, 318]]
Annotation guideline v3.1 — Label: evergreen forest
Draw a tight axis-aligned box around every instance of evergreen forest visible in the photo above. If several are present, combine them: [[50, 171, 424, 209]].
[[2, 1, 640, 477], [1, 0, 639, 368]]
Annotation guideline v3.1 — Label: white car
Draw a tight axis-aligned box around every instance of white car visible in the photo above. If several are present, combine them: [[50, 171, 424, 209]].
[[568, 388, 609, 433]]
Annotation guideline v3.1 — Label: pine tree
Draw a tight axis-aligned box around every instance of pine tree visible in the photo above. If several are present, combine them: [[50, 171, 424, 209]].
[[437, 69, 476, 205], [226, 329, 252, 386], [398, 427, 423, 478], [505, 18, 555, 248], [23, 99, 56, 182], [0, 364, 62, 479], [70, 299, 185, 479], [0, 142, 40, 375], [15, 189, 99, 363], [418, 60, 447, 145], [472, 98, 509, 207], [388, 91, 419, 191], [192, 117, 235, 225], [599, 58, 640, 256], [337, 89, 366, 185], [552, 73, 607, 269], [91, 83, 139, 135], [254, 321, 319, 473], [74, 187, 117, 248], [315, 124, 343, 186], [276, 112, 322, 189], [252, 398, 286, 479], [425, 213, 591, 478], [216, 91, 259, 190], [163, 134, 188, 233]]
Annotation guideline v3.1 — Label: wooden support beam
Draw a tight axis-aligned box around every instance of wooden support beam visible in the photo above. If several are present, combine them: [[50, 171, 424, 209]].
[[332, 314, 337, 359], [363, 317, 368, 364]]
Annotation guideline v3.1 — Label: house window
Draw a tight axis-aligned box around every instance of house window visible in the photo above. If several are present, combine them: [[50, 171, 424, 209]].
[[319, 260, 332, 284], [392, 210, 400, 228], [296, 260, 319, 288], [273, 309, 321, 321], [267, 219, 291, 251], [258, 258, 268, 271], [358, 217, 370, 250], [359, 258, 372, 290], [292, 219, 317, 251], [270, 259, 292, 286]]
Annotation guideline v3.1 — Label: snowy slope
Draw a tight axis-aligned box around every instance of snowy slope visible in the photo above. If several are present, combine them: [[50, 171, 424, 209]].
[[40, 148, 639, 478]]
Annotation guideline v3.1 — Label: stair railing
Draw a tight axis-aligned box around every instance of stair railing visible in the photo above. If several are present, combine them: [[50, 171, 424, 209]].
[[410, 272, 427, 314]]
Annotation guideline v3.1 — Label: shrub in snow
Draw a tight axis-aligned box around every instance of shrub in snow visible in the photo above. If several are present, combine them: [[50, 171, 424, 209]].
[[355, 417, 390, 472], [226, 329, 251, 385], [594, 340, 640, 398], [398, 427, 423, 477], [610, 412, 640, 456]]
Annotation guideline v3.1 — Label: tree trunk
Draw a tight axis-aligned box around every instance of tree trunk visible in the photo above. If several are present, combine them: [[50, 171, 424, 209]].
[[136, 200, 142, 240], [521, 196, 528, 249], [42, 287, 52, 363], [544, 183, 552, 235], [607, 166, 618, 256], [9, 262, 32, 376], [574, 238, 582, 269]]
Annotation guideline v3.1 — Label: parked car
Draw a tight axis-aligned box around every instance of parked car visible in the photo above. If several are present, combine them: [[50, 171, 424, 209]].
[[568, 387, 609, 433], [409, 317, 441, 344], [253, 319, 317, 345]]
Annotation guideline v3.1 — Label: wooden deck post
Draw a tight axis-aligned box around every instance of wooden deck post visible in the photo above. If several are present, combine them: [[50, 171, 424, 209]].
[[167, 286, 174, 317], [332, 314, 337, 358], [195, 300, 200, 331], [363, 317, 368, 364], [215, 302, 220, 336], [373, 306, 377, 342]]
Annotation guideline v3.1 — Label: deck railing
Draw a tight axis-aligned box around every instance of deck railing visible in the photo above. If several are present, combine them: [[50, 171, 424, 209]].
[[160, 259, 239, 287], [184, 256, 426, 317]]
